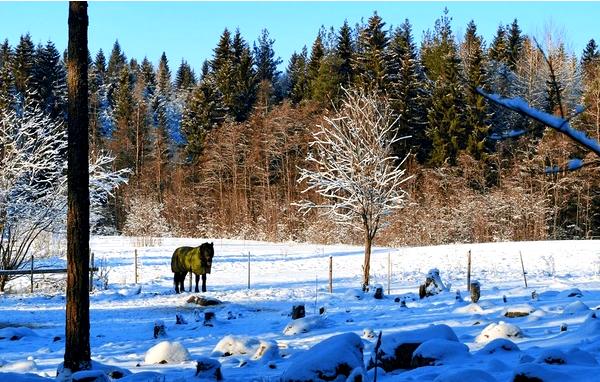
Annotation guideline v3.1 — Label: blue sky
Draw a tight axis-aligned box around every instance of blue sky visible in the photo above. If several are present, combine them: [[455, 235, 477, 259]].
[[1, 1, 598, 73]]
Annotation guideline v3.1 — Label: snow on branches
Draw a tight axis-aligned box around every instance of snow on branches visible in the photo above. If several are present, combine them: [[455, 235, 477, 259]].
[[296, 88, 411, 287]]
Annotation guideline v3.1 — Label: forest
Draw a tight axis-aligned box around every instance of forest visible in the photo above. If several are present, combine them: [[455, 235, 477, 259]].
[[2, 9, 600, 247]]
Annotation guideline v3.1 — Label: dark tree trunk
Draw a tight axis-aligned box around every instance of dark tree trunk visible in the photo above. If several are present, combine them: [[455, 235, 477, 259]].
[[64, 1, 91, 373]]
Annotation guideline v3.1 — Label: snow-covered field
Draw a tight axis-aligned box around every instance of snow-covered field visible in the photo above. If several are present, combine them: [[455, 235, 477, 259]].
[[1, 237, 600, 381]]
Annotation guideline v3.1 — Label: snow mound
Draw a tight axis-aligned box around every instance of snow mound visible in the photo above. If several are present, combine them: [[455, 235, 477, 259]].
[[72, 370, 110, 382], [558, 288, 583, 298], [344, 288, 364, 300], [283, 315, 328, 336], [475, 322, 523, 344], [411, 339, 469, 367], [453, 303, 484, 314], [432, 369, 497, 382], [370, 324, 458, 372], [144, 341, 191, 364], [281, 332, 364, 382], [1, 360, 38, 373], [536, 348, 599, 366], [250, 340, 280, 362], [478, 338, 520, 354], [577, 312, 600, 336], [212, 335, 260, 357], [513, 363, 569, 382], [562, 300, 589, 315], [0, 372, 50, 382], [118, 372, 165, 382], [0, 327, 38, 341]]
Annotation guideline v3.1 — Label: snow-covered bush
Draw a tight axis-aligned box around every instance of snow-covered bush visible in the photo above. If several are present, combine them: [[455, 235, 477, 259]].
[[144, 341, 190, 364], [281, 332, 364, 382], [122, 194, 170, 242], [475, 321, 523, 344], [411, 339, 470, 367]]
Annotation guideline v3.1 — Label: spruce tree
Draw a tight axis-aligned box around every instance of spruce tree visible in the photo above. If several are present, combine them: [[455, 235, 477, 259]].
[[425, 9, 467, 166], [0, 40, 15, 113], [335, 20, 354, 88], [253, 28, 282, 84], [307, 31, 325, 98], [231, 29, 257, 121], [175, 60, 196, 91], [387, 20, 428, 161], [354, 12, 388, 91], [107, 40, 126, 82], [507, 19, 524, 70], [13, 34, 35, 101], [211, 28, 235, 115], [581, 39, 599, 76], [461, 21, 492, 160], [488, 25, 509, 64], [33, 40, 66, 119], [286, 48, 309, 103]]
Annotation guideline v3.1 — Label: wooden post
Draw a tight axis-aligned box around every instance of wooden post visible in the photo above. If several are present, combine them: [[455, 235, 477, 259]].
[[89, 252, 94, 292], [134, 249, 138, 284], [315, 275, 318, 314], [467, 250, 472, 292], [520, 251, 528, 288], [30, 255, 34, 293], [247, 252, 250, 289], [328, 256, 333, 293], [387, 252, 391, 295]]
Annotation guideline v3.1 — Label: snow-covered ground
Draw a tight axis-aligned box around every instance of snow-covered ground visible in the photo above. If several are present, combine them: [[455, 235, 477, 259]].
[[1, 237, 600, 381]]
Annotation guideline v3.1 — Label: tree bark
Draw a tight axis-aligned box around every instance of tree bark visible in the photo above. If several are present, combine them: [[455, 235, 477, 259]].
[[362, 233, 372, 289], [64, 1, 91, 373]]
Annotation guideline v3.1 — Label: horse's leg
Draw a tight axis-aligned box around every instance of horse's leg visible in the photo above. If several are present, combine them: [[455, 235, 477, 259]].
[[201, 274, 207, 292], [174, 273, 179, 294], [194, 273, 200, 293]]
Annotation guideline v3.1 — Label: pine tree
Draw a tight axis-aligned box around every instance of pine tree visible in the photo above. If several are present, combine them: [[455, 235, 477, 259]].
[[354, 12, 388, 91], [489, 25, 509, 64], [175, 60, 196, 91], [387, 20, 428, 161], [461, 21, 492, 160], [307, 30, 325, 98], [33, 40, 66, 119], [0, 40, 15, 113], [13, 34, 35, 101], [425, 9, 467, 166], [581, 39, 599, 76], [335, 20, 354, 88], [507, 19, 524, 70], [286, 48, 309, 103], [107, 40, 126, 83], [181, 75, 225, 162]]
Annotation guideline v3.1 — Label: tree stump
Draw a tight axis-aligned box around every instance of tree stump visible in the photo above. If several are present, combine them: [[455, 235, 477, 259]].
[[560, 323, 568, 332], [531, 290, 538, 301], [419, 268, 447, 299], [470, 281, 481, 303], [291, 304, 305, 320], [373, 285, 384, 299], [176, 313, 187, 325], [204, 311, 216, 327], [319, 307, 326, 315], [195, 357, 223, 380], [153, 320, 166, 338], [455, 290, 463, 302]]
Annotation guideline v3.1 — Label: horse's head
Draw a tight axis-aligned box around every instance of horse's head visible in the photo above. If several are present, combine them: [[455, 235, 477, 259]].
[[199, 242, 215, 271]]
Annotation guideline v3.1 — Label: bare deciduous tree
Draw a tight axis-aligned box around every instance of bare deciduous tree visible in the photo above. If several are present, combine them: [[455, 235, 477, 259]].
[[296, 89, 411, 288]]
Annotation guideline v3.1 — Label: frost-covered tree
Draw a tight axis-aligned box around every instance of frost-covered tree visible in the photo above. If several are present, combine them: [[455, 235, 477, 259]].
[[297, 89, 411, 288], [122, 194, 170, 237], [0, 101, 128, 291]]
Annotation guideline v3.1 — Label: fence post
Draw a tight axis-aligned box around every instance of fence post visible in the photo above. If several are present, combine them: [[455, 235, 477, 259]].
[[89, 252, 94, 292], [30, 255, 34, 293], [328, 256, 333, 293], [520, 251, 528, 288], [247, 252, 251, 289], [467, 250, 472, 292], [134, 249, 138, 284]]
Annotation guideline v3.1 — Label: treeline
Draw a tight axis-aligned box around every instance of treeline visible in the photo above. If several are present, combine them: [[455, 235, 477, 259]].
[[1, 9, 600, 244]]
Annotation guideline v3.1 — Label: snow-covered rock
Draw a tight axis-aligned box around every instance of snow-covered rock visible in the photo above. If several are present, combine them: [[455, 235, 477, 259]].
[[1, 360, 38, 373], [503, 304, 535, 318], [557, 288, 583, 298], [212, 335, 260, 357], [475, 322, 523, 344], [453, 303, 485, 314], [72, 370, 110, 382], [368, 324, 458, 372], [144, 341, 191, 364], [562, 300, 589, 315], [344, 288, 364, 300], [411, 339, 469, 367], [478, 338, 520, 354], [512, 363, 569, 381], [283, 315, 328, 335], [0, 327, 38, 341], [281, 332, 364, 382], [195, 357, 223, 380], [535, 348, 599, 366], [250, 340, 280, 362]]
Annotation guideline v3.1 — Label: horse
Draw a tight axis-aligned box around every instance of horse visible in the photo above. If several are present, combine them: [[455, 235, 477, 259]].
[[171, 242, 215, 293]]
